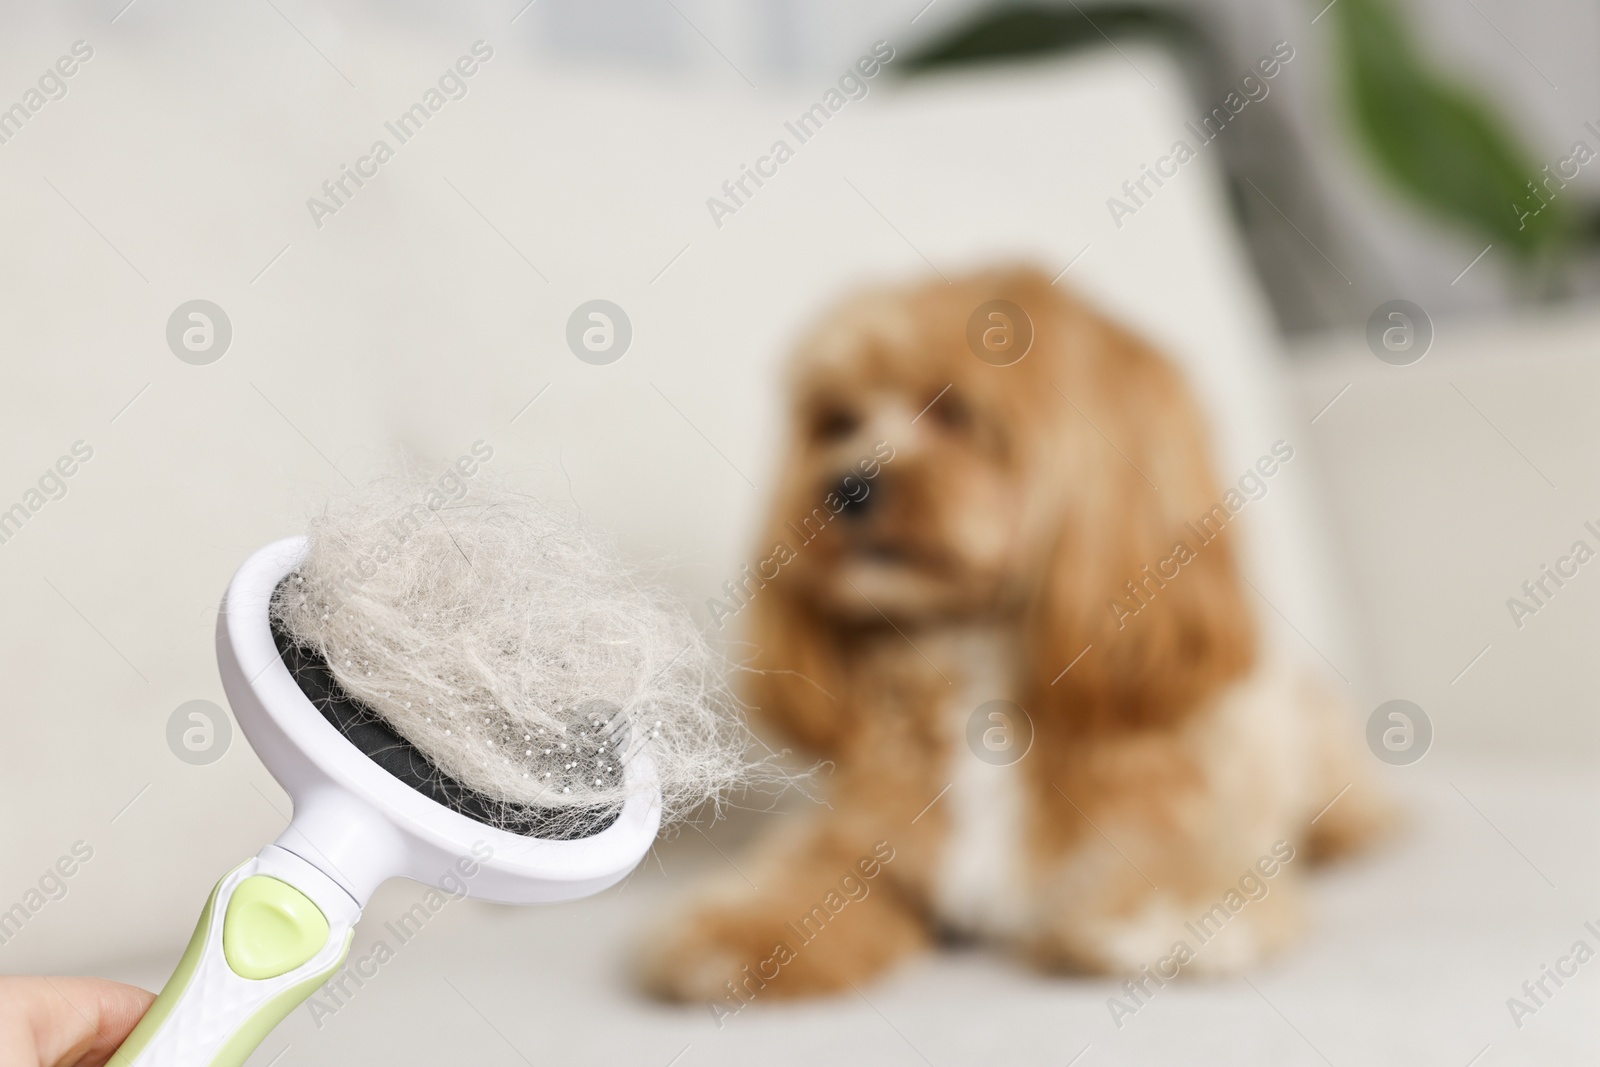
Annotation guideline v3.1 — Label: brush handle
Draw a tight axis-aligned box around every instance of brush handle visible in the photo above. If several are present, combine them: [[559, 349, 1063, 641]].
[[111, 847, 361, 1067]]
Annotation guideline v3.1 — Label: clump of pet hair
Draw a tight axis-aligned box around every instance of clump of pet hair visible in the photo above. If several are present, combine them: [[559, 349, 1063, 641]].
[[270, 469, 758, 836]]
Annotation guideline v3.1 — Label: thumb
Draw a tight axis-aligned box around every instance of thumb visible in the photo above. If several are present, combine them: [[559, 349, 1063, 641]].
[[0, 976, 156, 1067]]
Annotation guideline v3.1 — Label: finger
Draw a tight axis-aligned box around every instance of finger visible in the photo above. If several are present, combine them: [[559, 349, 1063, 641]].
[[5, 976, 155, 1067]]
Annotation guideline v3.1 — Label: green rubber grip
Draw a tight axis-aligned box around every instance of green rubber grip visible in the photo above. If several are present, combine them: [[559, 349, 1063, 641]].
[[111, 868, 352, 1067], [110, 879, 225, 1066]]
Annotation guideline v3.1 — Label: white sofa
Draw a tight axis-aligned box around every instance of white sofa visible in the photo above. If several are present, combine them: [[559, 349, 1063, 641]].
[[1, 12, 1589, 1064]]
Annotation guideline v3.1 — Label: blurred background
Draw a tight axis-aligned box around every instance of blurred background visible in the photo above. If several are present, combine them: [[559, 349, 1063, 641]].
[[0, 1, 1596, 1064]]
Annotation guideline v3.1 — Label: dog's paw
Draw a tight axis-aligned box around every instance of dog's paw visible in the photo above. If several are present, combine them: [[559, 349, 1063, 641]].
[[635, 903, 786, 1002], [637, 887, 929, 1004]]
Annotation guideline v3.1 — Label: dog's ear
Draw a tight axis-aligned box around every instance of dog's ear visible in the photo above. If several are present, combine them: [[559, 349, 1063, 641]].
[[1020, 310, 1256, 734], [744, 575, 850, 756]]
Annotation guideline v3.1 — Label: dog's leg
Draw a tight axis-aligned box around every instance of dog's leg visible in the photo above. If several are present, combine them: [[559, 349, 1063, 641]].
[[637, 817, 930, 1003]]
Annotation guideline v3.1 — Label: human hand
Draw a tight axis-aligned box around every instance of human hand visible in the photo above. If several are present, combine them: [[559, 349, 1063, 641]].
[[0, 976, 153, 1067]]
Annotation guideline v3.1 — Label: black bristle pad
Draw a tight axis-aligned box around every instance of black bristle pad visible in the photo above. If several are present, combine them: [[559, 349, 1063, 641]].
[[269, 579, 621, 840]]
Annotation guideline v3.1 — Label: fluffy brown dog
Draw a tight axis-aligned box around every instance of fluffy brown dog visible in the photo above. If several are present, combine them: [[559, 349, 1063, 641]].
[[640, 266, 1385, 1005]]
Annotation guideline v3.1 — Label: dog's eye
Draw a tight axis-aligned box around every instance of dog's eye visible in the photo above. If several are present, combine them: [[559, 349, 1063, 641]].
[[812, 407, 860, 442], [927, 392, 972, 432]]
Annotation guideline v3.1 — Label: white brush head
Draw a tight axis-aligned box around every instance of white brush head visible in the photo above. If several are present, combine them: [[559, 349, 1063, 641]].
[[220, 536, 661, 906]]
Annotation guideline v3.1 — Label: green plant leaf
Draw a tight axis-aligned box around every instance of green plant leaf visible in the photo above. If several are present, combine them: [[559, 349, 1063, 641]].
[[1334, 0, 1568, 255]]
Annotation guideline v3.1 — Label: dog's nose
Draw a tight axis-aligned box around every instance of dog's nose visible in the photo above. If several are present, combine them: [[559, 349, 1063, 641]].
[[836, 477, 876, 521]]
